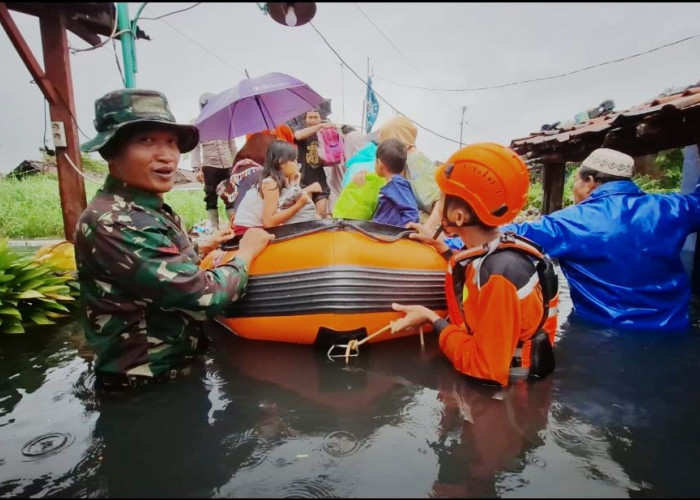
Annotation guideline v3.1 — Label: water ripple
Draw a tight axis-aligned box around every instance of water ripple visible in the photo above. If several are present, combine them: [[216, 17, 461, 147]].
[[320, 430, 366, 458], [281, 477, 337, 498], [21, 432, 74, 461], [221, 429, 272, 470]]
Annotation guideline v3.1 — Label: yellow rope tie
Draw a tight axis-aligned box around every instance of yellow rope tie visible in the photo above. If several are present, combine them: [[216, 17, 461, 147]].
[[344, 323, 393, 363]]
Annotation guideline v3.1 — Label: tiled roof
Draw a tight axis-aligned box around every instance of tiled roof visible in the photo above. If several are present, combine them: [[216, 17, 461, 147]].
[[510, 85, 700, 156]]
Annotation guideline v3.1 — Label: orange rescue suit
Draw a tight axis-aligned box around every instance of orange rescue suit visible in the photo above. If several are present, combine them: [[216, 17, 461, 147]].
[[434, 233, 559, 387]]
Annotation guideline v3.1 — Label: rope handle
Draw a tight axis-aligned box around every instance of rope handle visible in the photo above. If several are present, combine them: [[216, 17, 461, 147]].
[[343, 323, 393, 362], [327, 322, 429, 363]]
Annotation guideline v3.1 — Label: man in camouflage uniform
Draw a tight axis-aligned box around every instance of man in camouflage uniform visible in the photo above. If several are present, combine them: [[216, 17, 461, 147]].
[[77, 88, 273, 390]]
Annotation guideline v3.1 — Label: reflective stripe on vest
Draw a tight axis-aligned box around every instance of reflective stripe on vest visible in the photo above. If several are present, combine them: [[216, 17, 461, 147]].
[[444, 233, 554, 377]]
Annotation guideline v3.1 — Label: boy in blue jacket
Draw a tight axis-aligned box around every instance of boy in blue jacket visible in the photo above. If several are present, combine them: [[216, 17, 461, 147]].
[[371, 138, 420, 227]]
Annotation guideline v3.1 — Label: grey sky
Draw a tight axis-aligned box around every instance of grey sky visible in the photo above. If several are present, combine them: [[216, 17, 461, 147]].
[[1, 2, 699, 174]]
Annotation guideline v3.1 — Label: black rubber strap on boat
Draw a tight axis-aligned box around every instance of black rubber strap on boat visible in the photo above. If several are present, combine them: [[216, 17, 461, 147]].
[[221, 219, 418, 250]]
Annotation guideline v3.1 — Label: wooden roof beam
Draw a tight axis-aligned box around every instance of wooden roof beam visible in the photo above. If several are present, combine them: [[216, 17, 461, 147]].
[[0, 2, 59, 105]]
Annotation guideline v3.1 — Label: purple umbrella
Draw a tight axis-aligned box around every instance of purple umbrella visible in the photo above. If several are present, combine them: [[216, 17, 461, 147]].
[[194, 72, 327, 141]]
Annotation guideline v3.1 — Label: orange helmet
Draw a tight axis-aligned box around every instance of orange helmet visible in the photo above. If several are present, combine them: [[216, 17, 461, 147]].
[[435, 143, 529, 227]]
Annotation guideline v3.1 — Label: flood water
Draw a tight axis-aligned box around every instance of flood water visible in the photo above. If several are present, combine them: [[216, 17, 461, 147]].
[[1, 271, 700, 498]]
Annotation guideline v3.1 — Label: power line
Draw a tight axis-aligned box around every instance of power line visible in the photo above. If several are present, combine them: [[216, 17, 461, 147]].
[[139, 3, 203, 21], [308, 22, 462, 146], [112, 39, 126, 87], [352, 3, 458, 118], [353, 3, 425, 81], [375, 32, 700, 92], [68, 5, 129, 54], [147, 9, 246, 76]]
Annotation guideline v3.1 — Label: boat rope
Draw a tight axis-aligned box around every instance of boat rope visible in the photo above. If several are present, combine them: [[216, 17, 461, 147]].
[[327, 324, 425, 363], [327, 323, 393, 363]]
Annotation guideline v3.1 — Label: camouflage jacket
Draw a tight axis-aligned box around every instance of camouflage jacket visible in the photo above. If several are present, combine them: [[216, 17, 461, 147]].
[[74, 175, 249, 378]]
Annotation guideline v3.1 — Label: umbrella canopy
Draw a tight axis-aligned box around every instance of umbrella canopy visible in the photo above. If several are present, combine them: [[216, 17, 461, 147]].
[[194, 72, 327, 141]]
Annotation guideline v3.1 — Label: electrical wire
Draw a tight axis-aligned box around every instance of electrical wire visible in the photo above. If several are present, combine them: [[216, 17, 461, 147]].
[[62, 151, 104, 184], [139, 2, 202, 21], [42, 97, 54, 156], [112, 39, 126, 86], [352, 3, 458, 120], [69, 5, 130, 54], [353, 3, 426, 83], [375, 32, 700, 92], [147, 8, 245, 76], [308, 22, 462, 145]]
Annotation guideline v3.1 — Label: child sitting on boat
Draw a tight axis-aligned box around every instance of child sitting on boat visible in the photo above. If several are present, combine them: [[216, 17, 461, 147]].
[[371, 138, 420, 227], [233, 140, 320, 234], [332, 138, 420, 228]]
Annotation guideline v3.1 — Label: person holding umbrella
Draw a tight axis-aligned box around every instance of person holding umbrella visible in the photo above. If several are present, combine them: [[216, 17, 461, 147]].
[[193, 72, 330, 215]]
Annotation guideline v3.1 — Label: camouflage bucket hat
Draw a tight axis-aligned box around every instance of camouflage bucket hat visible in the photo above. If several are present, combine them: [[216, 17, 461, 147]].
[[80, 89, 199, 154]]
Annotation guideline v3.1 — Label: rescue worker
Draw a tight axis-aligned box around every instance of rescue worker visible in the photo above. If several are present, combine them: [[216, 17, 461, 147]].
[[391, 143, 559, 387], [77, 88, 273, 390], [503, 147, 700, 331]]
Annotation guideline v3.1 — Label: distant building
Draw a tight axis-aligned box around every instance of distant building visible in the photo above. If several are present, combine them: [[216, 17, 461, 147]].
[[7, 160, 57, 179]]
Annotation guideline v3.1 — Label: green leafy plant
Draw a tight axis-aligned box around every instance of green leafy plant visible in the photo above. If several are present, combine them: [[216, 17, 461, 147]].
[[0, 239, 78, 334]]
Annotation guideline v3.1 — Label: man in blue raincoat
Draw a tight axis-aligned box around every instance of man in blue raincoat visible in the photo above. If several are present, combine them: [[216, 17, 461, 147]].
[[502, 148, 700, 331]]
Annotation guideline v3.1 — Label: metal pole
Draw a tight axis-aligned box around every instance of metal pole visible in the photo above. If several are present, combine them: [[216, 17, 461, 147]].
[[338, 62, 345, 123], [459, 105, 466, 147], [361, 57, 369, 133], [117, 3, 136, 87], [129, 2, 148, 75]]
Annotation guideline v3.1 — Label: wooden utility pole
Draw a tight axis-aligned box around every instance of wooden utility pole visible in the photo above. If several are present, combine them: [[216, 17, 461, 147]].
[[39, 13, 86, 242], [540, 155, 566, 214], [1, 3, 86, 242]]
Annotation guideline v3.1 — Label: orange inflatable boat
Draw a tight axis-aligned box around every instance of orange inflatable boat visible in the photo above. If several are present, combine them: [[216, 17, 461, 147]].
[[200, 219, 448, 347]]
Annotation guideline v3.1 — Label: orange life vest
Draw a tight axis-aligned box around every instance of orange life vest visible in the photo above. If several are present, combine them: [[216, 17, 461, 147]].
[[444, 232, 558, 382]]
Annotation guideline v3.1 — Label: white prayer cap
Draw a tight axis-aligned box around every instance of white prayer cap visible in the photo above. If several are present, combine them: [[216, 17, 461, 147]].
[[581, 148, 634, 178]]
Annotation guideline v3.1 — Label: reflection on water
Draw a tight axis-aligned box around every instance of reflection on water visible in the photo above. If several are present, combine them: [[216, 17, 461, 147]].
[[1, 274, 700, 497]]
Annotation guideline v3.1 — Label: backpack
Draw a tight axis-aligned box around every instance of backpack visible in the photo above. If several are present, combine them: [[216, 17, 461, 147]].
[[332, 172, 386, 220], [316, 127, 345, 166]]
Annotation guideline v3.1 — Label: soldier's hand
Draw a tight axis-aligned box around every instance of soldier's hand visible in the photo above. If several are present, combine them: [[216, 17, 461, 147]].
[[213, 227, 235, 244], [197, 228, 235, 256], [237, 228, 274, 263], [195, 169, 204, 183]]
